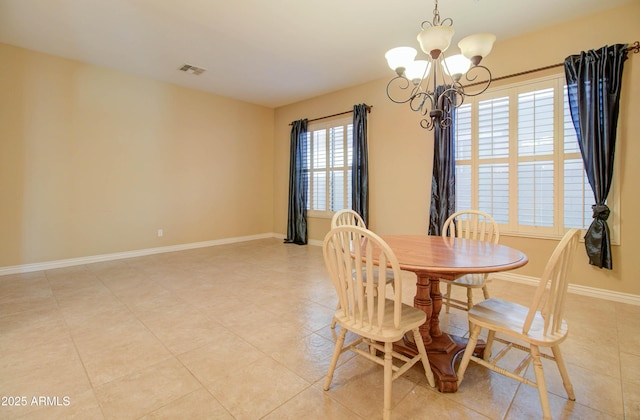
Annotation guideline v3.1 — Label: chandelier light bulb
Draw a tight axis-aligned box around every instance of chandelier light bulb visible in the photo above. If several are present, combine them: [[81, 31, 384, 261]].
[[385, 47, 417, 75], [458, 33, 496, 65], [442, 54, 471, 79], [405, 60, 431, 83], [417, 25, 455, 59]]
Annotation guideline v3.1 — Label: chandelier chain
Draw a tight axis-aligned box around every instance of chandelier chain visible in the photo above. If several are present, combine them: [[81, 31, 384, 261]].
[[433, 0, 440, 25]]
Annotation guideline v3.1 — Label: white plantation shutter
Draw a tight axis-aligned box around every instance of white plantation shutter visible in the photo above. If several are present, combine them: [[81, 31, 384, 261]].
[[455, 104, 472, 211], [563, 86, 592, 229], [518, 161, 554, 226], [453, 74, 619, 240], [477, 96, 510, 224], [518, 89, 554, 156], [517, 88, 555, 227], [478, 97, 509, 158], [564, 159, 591, 228], [329, 126, 345, 211], [311, 130, 327, 211], [455, 165, 472, 211], [455, 104, 472, 160], [306, 117, 353, 215], [312, 172, 326, 211], [478, 163, 509, 224]]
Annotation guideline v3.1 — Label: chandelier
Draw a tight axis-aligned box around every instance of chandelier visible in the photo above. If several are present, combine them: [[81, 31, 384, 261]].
[[385, 0, 495, 130]]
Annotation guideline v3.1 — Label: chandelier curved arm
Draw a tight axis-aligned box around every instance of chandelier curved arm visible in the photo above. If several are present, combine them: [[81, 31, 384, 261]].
[[386, 76, 422, 105], [418, 107, 453, 130], [438, 85, 466, 110], [417, 89, 454, 130], [458, 65, 493, 97], [409, 90, 435, 115], [420, 117, 439, 130], [422, 85, 465, 130], [421, 17, 452, 29]]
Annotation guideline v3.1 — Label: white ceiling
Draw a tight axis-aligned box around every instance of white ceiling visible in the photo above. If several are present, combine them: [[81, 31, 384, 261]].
[[0, 0, 633, 108]]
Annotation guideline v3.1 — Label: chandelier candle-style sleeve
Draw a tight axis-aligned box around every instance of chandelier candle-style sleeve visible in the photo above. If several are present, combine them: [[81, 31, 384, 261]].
[[385, 0, 495, 130]]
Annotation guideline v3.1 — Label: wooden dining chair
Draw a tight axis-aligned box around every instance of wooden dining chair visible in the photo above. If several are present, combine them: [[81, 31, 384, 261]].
[[323, 225, 435, 420], [456, 228, 580, 420], [331, 209, 366, 229], [330, 209, 393, 329], [441, 210, 500, 313]]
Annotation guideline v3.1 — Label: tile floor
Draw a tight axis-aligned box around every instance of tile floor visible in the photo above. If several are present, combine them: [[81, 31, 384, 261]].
[[1, 238, 639, 419]]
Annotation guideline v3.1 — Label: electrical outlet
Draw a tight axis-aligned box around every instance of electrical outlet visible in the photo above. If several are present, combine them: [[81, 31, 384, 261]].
[[157, 229, 163, 237]]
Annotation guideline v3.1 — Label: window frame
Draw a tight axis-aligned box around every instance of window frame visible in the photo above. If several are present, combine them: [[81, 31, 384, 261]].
[[454, 73, 620, 243]]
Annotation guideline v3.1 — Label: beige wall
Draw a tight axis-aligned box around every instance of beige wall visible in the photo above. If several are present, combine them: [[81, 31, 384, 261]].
[[274, 1, 640, 296], [0, 43, 274, 266]]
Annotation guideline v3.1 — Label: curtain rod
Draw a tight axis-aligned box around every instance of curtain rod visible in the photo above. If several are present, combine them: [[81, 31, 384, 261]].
[[468, 41, 639, 87], [289, 105, 372, 126], [288, 42, 638, 123]]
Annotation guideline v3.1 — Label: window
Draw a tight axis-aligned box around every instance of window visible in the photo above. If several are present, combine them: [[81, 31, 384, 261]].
[[305, 116, 353, 217], [455, 74, 619, 241]]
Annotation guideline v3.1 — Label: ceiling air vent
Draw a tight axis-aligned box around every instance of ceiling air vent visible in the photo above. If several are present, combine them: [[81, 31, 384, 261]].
[[178, 64, 206, 75]]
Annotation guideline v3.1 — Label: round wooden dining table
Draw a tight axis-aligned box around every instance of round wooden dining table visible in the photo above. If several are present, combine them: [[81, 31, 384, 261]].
[[381, 235, 528, 393]]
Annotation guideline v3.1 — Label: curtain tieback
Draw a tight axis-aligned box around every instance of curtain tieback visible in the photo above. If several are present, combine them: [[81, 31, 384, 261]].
[[591, 204, 610, 220]]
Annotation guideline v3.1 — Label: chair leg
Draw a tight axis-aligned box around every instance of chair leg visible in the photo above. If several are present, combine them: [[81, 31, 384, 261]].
[[383, 341, 393, 420], [551, 345, 575, 400], [484, 330, 495, 361], [412, 328, 435, 387], [368, 338, 377, 356], [465, 288, 475, 332], [482, 284, 490, 300], [457, 323, 481, 385], [445, 283, 452, 314], [324, 329, 347, 391], [330, 302, 339, 329], [530, 345, 552, 420]]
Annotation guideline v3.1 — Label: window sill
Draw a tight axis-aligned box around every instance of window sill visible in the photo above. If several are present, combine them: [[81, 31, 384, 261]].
[[307, 211, 333, 220]]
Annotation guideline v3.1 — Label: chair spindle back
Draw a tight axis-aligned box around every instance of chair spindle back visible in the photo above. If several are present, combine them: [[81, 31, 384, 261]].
[[331, 209, 366, 229], [323, 226, 403, 331], [522, 228, 580, 335], [442, 210, 499, 244]]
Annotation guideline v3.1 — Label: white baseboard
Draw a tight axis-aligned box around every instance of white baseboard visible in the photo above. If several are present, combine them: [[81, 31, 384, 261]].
[[492, 272, 640, 306], [3, 235, 638, 306], [0, 233, 276, 276], [272, 233, 323, 247]]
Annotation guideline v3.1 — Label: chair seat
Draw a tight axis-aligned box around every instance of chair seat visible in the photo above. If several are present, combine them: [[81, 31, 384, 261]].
[[334, 299, 426, 343], [443, 273, 490, 288], [468, 298, 569, 346]]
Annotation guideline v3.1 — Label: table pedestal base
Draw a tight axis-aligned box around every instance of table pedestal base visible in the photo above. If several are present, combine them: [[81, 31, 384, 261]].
[[395, 333, 485, 393]]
